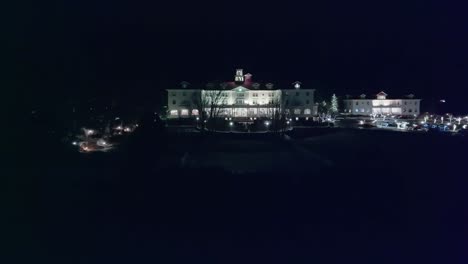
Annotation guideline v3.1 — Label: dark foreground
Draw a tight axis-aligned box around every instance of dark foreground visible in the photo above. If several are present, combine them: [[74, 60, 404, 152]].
[[7, 128, 468, 263]]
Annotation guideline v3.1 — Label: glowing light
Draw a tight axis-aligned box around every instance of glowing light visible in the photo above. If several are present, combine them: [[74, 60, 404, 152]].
[[196, 117, 200, 121], [229, 122, 234, 126], [359, 120, 364, 125], [124, 127, 131, 132], [115, 117, 120, 120], [440, 99, 446, 103], [295, 117, 299, 121], [463, 125, 467, 129], [225, 117, 228, 120], [265, 121, 270, 126], [72, 141, 77, 145], [254, 117, 257, 120], [286, 121, 290, 124], [306, 117, 309, 120], [420, 121, 425, 124]]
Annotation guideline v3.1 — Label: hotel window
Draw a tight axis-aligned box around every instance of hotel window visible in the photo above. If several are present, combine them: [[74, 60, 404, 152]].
[[170, 110, 178, 116], [268, 93, 273, 97], [367, 102, 370, 105], [306, 92, 310, 96], [404, 102, 407, 105], [355, 102, 358, 105], [182, 92, 186, 96], [304, 109, 311, 115], [171, 92, 176, 96], [252, 100, 257, 105], [181, 109, 189, 115], [172, 100, 176, 105], [262, 93, 265, 96], [355, 109, 359, 112], [191, 109, 199, 115], [294, 109, 301, 115], [253, 93, 258, 97], [409, 109, 412, 113], [285, 100, 289, 106]]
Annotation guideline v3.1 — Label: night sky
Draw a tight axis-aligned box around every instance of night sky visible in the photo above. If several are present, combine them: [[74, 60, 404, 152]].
[[16, 0, 468, 113]]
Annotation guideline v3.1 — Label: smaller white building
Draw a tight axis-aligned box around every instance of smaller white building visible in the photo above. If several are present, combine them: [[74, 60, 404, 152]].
[[343, 92, 421, 116]]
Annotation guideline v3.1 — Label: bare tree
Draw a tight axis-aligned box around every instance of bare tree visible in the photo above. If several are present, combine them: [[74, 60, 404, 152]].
[[194, 88, 226, 131], [270, 97, 287, 134]]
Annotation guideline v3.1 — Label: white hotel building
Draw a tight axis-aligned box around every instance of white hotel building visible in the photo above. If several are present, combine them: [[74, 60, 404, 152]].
[[167, 69, 317, 120], [343, 92, 421, 116]]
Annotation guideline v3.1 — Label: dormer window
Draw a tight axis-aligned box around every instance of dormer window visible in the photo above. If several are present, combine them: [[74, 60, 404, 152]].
[[292, 81, 302, 89], [376, 91, 388, 100]]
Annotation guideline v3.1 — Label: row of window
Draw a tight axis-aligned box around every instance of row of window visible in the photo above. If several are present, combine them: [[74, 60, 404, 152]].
[[348, 101, 418, 106], [344, 108, 420, 113], [172, 99, 311, 105], [171, 91, 312, 97], [169, 108, 313, 116], [285, 100, 310, 105]]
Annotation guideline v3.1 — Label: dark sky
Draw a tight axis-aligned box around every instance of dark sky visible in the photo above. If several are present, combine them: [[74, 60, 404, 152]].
[[16, 0, 468, 113]]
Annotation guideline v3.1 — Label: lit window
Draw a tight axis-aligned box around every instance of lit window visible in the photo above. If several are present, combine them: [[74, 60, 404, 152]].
[[170, 110, 178, 116], [294, 109, 301, 114], [304, 109, 311, 115], [355, 109, 358, 112], [361, 109, 365, 112], [192, 109, 199, 115], [181, 109, 189, 115]]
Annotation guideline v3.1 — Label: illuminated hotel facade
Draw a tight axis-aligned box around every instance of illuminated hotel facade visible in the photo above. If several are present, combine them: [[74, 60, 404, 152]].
[[343, 92, 421, 116], [166, 69, 317, 120]]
